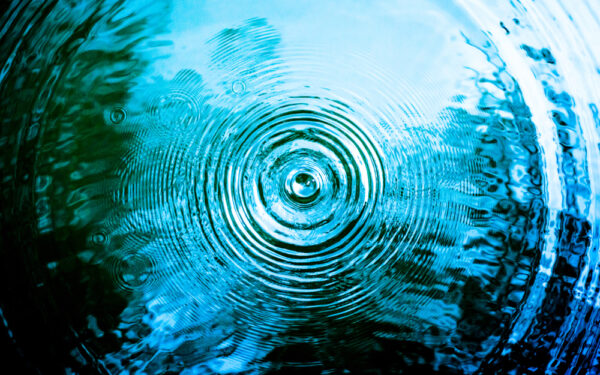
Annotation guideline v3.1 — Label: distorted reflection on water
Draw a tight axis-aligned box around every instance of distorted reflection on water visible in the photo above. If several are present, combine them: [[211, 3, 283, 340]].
[[1, 1, 600, 374]]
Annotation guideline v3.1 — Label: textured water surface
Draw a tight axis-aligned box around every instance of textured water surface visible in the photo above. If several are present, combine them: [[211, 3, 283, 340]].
[[1, 0, 600, 374]]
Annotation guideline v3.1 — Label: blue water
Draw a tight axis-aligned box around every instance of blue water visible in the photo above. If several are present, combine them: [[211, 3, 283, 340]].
[[1, 0, 600, 373]]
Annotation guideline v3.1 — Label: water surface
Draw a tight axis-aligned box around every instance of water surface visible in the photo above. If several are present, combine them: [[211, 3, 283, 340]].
[[1, 0, 600, 373]]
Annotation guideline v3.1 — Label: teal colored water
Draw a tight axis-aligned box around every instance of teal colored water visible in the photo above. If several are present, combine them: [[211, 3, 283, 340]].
[[1, 1, 600, 373]]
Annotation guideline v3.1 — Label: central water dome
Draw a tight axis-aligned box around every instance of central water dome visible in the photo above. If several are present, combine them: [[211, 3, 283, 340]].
[[285, 170, 321, 203]]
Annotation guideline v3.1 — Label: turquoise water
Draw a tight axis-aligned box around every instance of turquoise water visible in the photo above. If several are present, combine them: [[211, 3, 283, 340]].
[[1, 0, 600, 373]]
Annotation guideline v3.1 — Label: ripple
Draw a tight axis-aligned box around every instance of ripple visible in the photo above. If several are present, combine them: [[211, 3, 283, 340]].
[[147, 90, 202, 129], [105, 107, 127, 125], [109, 251, 155, 292], [2, 1, 600, 374], [112, 40, 483, 353]]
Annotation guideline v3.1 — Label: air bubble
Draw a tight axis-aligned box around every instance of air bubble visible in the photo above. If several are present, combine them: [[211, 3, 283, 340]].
[[109, 107, 126, 124], [232, 80, 246, 94], [91, 232, 108, 245]]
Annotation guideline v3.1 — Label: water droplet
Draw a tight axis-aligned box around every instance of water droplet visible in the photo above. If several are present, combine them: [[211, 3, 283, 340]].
[[109, 107, 126, 124], [286, 171, 320, 203], [91, 231, 107, 245], [232, 80, 246, 94], [113, 252, 154, 291]]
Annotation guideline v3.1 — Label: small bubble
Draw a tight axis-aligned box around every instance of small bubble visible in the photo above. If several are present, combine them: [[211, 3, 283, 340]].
[[118, 253, 152, 290], [232, 80, 246, 94], [91, 231, 108, 245], [109, 107, 126, 124]]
